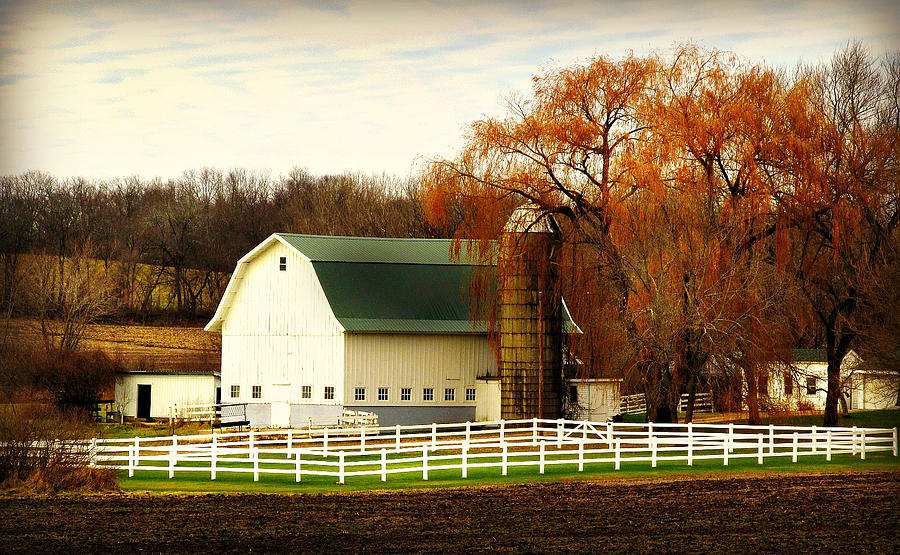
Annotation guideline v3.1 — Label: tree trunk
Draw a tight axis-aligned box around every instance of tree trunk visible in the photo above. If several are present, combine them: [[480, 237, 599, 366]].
[[823, 355, 842, 427]]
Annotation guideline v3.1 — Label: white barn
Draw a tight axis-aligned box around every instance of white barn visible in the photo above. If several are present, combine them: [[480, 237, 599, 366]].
[[205, 233, 505, 427]]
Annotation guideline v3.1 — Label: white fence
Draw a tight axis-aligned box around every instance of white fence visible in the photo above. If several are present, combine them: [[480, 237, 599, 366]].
[[620, 392, 713, 415], [89, 418, 898, 485]]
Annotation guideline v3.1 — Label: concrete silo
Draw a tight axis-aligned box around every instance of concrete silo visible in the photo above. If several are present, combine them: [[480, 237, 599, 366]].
[[499, 204, 563, 419]]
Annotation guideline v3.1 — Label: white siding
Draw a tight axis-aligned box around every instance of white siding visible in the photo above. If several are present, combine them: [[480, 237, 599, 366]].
[[569, 379, 621, 422], [219, 240, 344, 406], [344, 333, 495, 407], [115, 374, 219, 418]]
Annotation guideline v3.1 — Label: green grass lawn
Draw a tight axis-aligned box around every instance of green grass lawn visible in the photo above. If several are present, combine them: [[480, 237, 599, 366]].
[[117, 447, 899, 495]]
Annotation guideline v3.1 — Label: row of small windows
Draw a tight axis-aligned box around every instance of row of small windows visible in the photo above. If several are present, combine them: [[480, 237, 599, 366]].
[[231, 385, 476, 402], [231, 385, 335, 400], [353, 387, 476, 402]]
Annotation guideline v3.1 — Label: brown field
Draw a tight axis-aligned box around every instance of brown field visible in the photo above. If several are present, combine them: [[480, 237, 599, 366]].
[[1, 471, 897, 553], [8, 319, 220, 373]]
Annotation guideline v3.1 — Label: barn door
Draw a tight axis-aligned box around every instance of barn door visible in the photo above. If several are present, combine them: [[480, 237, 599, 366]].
[[137, 384, 151, 419], [271, 383, 291, 428]]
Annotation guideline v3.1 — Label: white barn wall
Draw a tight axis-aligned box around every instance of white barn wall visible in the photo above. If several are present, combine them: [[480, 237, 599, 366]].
[[115, 373, 219, 418], [343, 333, 495, 407], [219, 240, 345, 411]]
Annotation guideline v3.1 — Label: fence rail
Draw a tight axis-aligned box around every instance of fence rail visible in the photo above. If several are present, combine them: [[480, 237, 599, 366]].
[[89, 418, 898, 485], [620, 392, 713, 415]]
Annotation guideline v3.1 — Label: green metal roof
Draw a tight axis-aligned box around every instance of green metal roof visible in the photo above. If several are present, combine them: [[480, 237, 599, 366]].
[[792, 349, 827, 362], [277, 233, 489, 265], [311, 261, 488, 333], [272, 233, 578, 335]]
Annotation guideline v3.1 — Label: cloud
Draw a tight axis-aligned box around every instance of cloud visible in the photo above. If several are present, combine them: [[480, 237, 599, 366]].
[[0, 0, 897, 180]]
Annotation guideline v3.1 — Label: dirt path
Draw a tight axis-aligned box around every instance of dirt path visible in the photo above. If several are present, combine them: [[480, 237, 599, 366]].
[[2, 471, 897, 553]]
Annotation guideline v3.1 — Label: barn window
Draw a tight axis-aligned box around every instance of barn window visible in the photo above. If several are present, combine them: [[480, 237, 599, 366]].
[[324, 386, 334, 400], [569, 385, 578, 402], [355, 387, 366, 401], [401, 388, 411, 401], [302, 385, 312, 399], [444, 388, 455, 401], [278, 256, 287, 271], [231, 385, 240, 398], [252, 385, 262, 399], [784, 372, 793, 395], [423, 388, 434, 401], [465, 388, 476, 402], [806, 377, 817, 395], [377, 387, 389, 401]]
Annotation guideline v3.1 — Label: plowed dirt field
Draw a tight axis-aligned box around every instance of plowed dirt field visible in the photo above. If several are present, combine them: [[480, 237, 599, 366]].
[[2, 471, 897, 553]]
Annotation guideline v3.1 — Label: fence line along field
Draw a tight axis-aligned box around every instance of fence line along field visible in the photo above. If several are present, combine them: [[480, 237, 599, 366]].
[[89, 418, 898, 487]]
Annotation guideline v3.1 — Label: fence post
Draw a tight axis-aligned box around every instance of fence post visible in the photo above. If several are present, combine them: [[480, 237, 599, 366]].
[[128, 445, 134, 477], [462, 443, 468, 478], [323, 428, 329, 456], [792, 432, 798, 463], [395, 424, 401, 452], [607, 422, 613, 451], [422, 447, 429, 481], [89, 438, 97, 467], [249, 429, 255, 453], [466, 421, 471, 446], [826, 430, 832, 462], [252, 442, 259, 482], [501, 443, 508, 476], [723, 435, 729, 466], [557, 419, 563, 448], [499, 420, 505, 444], [579, 440, 585, 471], [432, 423, 437, 449], [811, 425, 817, 454], [893, 427, 898, 457], [851, 426, 857, 455], [169, 436, 177, 479], [757, 434, 763, 464], [539, 441, 545, 474], [582, 420, 588, 441], [295, 450, 302, 483], [132, 436, 140, 476], [287, 430, 292, 452], [687, 425, 693, 466], [728, 423, 734, 453], [860, 429, 866, 460], [651, 437, 657, 468], [339, 451, 345, 484], [769, 424, 775, 455], [648, 422, 653, 449], [211, 434, 217, 480], [615, 440, 621, 470], [360, 426, 366, 452], [532, 418, 538, 445], [380, 449, 387, 482]]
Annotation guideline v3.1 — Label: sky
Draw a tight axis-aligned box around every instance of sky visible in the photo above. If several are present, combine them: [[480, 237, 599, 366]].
[[1, 0, 898, 181]]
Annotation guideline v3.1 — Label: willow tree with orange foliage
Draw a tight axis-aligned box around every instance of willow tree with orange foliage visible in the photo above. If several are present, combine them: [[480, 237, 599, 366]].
[[423, 46, 800, 423], [768, 44, 900, 427]]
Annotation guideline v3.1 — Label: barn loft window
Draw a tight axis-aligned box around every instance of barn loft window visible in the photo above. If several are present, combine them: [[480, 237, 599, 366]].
[[401, 388, 411, 401], [354, 387, 366, 401], [378, 387, 389, 401], [423, 388, 434, 401], [252, 385, 262, 399], [324, 386, 334, 400], [444, 388, 455, 402], [302, 385, 312, 399], [278, 256, 287, 271], [806, 377, 817, 395], [465, 388, 476, 402], [231, 385, 240, 398]]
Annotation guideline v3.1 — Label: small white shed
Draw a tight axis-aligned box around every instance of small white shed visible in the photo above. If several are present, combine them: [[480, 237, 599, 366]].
[[115, 370, 220, 419], [568, 378, 622, 421]]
